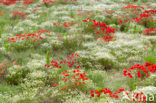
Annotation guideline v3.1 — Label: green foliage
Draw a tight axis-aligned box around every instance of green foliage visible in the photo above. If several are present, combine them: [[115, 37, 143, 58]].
[[55, 0, 78, 5], [0, 84, 21, 94], [52, 25, 67, 33], [119, 22, 144, 34], [103, 16, 119, 25], [0, 84, 21, 103], [43, 2, 49, 8], [98, 58, 115, 70], [87, 70, 107, 88], [0, 0, 155, 102], [16, 98, 40, 103], [4, 37, 47, 52], [127, 78, 137, 91], [6, 66, 30, 85], [0, 24, 3, 38], [82, 21, 94, 34], [46, 50, 50, 65], [62, 33, 68, 37], [62, 36, 83, 52], [141, 19, 156, 29], [144, 45, 156, 64], [120, 24, 128, 32], [0, 16, 11, 38]]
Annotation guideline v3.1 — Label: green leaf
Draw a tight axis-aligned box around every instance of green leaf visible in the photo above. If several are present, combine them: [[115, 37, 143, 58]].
[[62, 33, 68, 37]]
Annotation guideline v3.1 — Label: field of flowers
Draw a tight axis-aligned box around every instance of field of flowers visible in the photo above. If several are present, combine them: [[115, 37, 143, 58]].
[[0, 0, 156, 103]]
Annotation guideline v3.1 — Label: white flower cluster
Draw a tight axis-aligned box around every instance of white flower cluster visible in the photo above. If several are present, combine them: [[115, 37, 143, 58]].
[[134, 86, 156, 96], [64, 91, 91, 103], [40, 20, 54, 28], [26, 71, 46, 80], [76, 32, 150, 68], [27, 14, 40, 19], [27, 59, 45, 70]]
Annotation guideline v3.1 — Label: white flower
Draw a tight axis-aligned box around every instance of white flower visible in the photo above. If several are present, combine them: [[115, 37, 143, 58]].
[[134, 86, 156, 95], [27, 59, 45, 69], [27, 71, 46, 79]]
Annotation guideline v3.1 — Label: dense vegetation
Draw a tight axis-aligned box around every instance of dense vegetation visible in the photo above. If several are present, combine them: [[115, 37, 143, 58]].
[[0, 0, 156, 103]]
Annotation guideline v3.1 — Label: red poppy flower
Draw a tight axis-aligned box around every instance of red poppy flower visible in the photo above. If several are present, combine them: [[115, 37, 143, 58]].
[[1, 63, 5, 66], [91, 94, 94, 97], [53, 83, 57, 87], [146, 74, 150, 77], [137, 71, 141, 77], [64, 79, 67, 82], [90, 90, 94, 93], [97, 94, 100, 97]]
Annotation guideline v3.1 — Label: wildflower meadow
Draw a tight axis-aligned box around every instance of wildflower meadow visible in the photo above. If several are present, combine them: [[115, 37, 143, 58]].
[[0, 0, 156, 103]]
